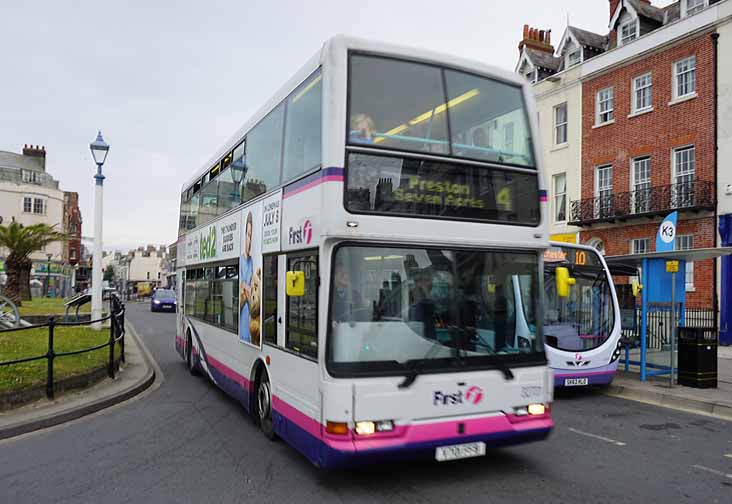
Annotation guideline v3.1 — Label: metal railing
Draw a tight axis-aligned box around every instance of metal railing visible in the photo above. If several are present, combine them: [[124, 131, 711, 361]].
[[569, 180, 715, 225], [0, 295, 126, 400], [621, 305, 717, 350]]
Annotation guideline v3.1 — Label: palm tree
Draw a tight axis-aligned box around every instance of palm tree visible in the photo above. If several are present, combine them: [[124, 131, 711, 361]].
[[0, 222, 66, 305]]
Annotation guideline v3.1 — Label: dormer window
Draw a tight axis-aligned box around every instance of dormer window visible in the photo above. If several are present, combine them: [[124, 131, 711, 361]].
[[686, 0, 706, 16], [524, 68, 536, 84], [568, 49, 581, 68], [619, 20, 638, 45]]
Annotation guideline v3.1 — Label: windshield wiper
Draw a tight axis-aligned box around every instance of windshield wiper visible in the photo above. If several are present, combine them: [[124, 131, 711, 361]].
[[398, 341, 442, 389], [493, 360, 515, 381]]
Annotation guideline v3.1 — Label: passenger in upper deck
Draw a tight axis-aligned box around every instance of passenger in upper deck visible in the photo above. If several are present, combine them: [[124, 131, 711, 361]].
[[349, 113, 376, 144]]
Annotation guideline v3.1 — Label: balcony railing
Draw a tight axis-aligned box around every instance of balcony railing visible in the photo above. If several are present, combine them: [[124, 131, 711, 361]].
[[569, 180, 715, 226]]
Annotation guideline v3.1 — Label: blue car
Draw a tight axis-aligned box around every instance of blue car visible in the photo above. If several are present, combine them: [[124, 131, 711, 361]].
[[151, 289, 176, 312]]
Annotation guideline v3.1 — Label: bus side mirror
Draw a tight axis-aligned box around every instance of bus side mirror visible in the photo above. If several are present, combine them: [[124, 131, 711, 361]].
[[286, 271, 305, 297], [555, 267, 575, 298], [632, 280, 642, 297]]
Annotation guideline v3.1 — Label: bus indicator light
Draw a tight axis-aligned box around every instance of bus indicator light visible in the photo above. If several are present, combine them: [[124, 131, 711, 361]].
[[326, 421, 349, 435]]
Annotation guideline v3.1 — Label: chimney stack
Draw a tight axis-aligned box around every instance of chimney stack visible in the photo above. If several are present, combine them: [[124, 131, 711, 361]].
[[22, 144, 46, 158], [518, 24, 554, 55]]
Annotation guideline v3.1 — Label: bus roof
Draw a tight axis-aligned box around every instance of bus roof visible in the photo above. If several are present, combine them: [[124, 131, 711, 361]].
[[182, 35, 526, 190]]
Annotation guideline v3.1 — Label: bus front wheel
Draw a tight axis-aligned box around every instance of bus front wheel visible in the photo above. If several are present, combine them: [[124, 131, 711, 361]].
[[257, 370, 275, 440]]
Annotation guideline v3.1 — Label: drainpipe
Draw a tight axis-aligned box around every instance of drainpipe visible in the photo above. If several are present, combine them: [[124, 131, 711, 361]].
[[712, 32, 719, 313]]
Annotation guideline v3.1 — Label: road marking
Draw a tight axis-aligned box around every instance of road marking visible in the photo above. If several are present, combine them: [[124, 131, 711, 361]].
[[567, 428, 626, 446], [692, 464, 732, 480]]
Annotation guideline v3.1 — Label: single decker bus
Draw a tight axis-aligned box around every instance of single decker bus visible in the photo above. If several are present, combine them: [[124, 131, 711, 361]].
[[175, 35, 553, 468], [542, 242, 622, 387]]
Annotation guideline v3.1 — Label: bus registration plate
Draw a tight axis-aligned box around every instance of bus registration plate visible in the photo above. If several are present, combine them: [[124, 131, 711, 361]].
[[564, 378, 589, 386], [435, 442, 486, 462]]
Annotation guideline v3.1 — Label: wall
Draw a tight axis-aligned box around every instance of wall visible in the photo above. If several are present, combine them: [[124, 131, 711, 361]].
[[127, 253, 164, 283], [717, 20, 732, 216]]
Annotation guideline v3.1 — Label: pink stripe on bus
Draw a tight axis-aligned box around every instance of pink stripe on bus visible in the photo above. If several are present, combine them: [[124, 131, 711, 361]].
[[207, 355, 253, 391]]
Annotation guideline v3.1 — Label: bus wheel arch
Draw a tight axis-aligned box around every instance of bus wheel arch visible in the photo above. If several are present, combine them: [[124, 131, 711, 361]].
[[253, 360, 275, 440]]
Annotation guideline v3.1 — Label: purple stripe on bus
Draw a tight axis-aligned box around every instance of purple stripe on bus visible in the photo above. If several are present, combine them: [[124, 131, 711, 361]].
[[283, 167, 344, 198]]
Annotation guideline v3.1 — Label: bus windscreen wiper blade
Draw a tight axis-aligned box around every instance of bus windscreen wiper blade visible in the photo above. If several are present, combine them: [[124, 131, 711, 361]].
[[398, 343, 442, 388], [493, 360, 515, 381]]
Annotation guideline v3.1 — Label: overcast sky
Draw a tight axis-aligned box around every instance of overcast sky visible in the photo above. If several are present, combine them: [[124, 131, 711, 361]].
[[0, 0, 675, 251]]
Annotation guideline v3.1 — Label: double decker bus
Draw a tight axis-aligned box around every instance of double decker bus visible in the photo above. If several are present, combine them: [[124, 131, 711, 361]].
[[542, 242, 622, 387], [175, 36, 553, 468]]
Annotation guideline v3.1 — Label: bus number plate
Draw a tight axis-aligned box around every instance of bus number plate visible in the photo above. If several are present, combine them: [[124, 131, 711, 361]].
[[564, 378, 589, 386], [435, 442, 486, 462]]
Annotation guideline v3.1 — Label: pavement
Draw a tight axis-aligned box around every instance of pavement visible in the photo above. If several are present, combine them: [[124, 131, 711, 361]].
[[0, 317, 157, 440], [1, 303, 731, 503], [606, 346, 732, 421]]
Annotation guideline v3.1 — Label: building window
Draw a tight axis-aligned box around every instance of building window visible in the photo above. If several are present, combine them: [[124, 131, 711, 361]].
[[686, 0, 705, 16], [675, 234, 695, 290], [620, 20, 638, 45], [553, 173, 567, 223], [23, 197, 32, 213], [147, 272, 150, 280], [33, 198, 45, 214], [673, 146, 696, 207], [22, 170, 40, 184], [632, 157, 651, 214], [596, 87, 614, 125], [631, 238, 650, 255], [674, 56, 697, 99], [568, 49, 581, 68], [554, 103, 568, 145], [70, 249, 77, 261], [632, 73, 653, 113], [596, 165, 613, 218]]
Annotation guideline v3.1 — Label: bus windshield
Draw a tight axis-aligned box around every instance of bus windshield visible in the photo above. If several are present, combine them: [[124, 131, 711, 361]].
[[327, 245, 543, 377], [542, 246, 615, 352], [348, 54, 535, 168]]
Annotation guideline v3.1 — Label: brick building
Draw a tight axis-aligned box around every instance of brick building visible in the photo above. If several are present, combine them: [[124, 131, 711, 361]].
[[516, 0, 731, 309], [573, 3, 720, 307], [63, 191, 82, 266]]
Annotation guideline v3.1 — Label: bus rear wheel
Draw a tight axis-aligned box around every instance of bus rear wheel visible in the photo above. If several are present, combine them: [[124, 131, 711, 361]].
[[186, 333, 198, 376], [257, 371, 275, 440]]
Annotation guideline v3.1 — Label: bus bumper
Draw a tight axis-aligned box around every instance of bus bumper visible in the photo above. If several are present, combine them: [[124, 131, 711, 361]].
[[553, 362, 618, 387], [278, 412, 553, 469]]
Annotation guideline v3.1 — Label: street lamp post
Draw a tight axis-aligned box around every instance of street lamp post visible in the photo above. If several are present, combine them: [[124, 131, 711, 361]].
[[90, 131, 109, 330], [46, 253, 52, 298]]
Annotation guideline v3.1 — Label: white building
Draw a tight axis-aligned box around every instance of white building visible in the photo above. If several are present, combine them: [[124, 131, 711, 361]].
[[0, 145, 65, 260], [516, 25, 609, 244]]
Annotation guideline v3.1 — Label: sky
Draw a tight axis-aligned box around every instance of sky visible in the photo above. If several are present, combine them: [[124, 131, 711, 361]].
[[0, 0, 675, 251]]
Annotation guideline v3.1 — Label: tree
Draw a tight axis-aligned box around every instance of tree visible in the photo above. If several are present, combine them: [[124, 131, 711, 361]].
[[104, 264, 115, 282], [0, 222, 66, 305]]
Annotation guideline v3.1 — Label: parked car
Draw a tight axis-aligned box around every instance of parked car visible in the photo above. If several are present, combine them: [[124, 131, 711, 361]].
[[151, 289, 176, 312]]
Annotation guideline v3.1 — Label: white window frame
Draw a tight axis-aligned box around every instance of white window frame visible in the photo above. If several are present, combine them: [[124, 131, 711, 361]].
[[631, 156, 651, 214], [554, 102, 568, 145], [23, 196, 32, 213], [553, 173, 567, 224], [631, 238, 650, 255], [503, 122, 514, 153], [675, 234, 695, 291], [567, 48, 582, 68], [595, 164, 613, 218], [596, 87, 614, 125], [632, 73, 653, 113], [673, 56, 697, 100], [33, 197, 45, 215], [685, 0, 706, 16], [619, 19, 639, 46]]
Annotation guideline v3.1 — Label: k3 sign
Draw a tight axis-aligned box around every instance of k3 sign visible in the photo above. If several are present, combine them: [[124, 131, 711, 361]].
[[656, 211, 677, 253]]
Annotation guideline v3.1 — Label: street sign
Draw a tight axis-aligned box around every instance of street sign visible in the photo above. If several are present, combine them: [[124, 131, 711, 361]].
[[666, 260, 679, 273], [656, 211, 678, 253]]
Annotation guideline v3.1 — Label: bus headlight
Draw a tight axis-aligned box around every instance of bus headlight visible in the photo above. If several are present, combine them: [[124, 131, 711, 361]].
[[527, 403, 546, 416], [355, 420, 394, 436]]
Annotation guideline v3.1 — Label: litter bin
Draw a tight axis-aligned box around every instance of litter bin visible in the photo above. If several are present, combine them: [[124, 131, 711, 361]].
[[677, 327, 718, 388]]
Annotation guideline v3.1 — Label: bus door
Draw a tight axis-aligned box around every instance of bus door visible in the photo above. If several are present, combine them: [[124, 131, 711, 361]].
[[273, 250, 321, 453]]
